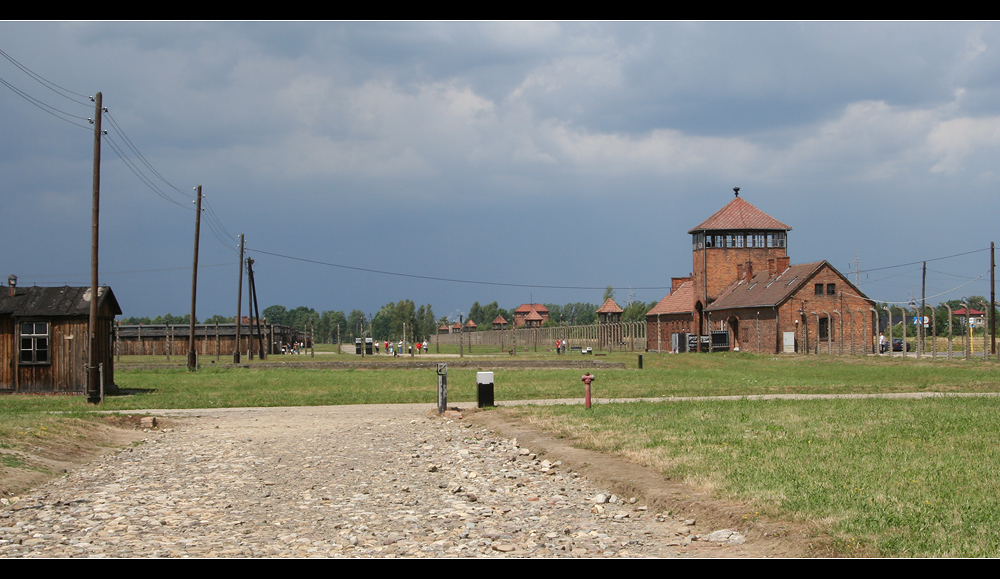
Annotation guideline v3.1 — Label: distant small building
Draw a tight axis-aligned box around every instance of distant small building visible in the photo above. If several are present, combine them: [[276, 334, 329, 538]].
[[952, 308, 986, 328], [514, 304, 549, 328], [522, 309, 545, 328], [596, 298, 624, 347], [463, 318, 478, 332], [596, 298, 623, 323], [491, 315, 508, 330], [0, 284, 121, 394]]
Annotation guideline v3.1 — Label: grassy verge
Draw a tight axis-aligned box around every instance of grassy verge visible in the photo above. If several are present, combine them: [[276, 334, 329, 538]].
[[489, 396, 1000, 557], [8, 352, 1000, 412]]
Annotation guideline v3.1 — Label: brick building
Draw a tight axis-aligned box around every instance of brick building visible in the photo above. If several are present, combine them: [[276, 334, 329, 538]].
[[647, 191, 876, 354], [513, 304, 549, 328]]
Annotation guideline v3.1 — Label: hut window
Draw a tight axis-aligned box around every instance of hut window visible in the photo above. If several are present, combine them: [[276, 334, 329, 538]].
[[19, 321, 50, 365]]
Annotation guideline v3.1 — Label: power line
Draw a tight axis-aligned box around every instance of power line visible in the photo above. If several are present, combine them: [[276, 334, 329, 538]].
[[857, 247, 989, 275], [15, 262, 237, 281], [0, 74, 92, 128], [102, 132, 190, 208], [105, 110, 193, 198], [246, 248, 670, 291], [0, 47, 91, 104]]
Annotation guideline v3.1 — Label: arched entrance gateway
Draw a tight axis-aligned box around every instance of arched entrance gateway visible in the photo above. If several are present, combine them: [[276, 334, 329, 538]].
[[644, 189, 876, 354]]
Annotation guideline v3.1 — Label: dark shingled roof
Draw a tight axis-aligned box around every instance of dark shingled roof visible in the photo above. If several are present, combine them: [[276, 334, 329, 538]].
[[0, 286, 121, 317], [688, 196, 792, 234], [704, 261, 870, 312]]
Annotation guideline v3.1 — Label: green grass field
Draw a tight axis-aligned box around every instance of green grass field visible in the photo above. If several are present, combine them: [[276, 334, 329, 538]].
[[495, 396, 1000, 557], [4, 351, 1000, 556]]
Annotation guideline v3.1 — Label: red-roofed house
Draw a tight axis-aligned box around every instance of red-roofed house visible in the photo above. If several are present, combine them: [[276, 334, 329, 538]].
[[952, 308, 986, 328], [514, 304, 549, 328]]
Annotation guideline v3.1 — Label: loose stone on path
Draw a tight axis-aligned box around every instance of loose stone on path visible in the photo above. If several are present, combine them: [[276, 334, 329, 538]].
[[0, 404, 750, 558]]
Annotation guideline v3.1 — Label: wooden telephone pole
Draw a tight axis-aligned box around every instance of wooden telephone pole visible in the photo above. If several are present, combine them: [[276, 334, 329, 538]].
[[187, 186, 202, 370], [87, 92, 103, 404], [234, 234, 244, 363]]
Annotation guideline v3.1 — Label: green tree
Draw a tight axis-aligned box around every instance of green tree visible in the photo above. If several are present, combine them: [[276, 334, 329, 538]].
[[319, 310, 347, 343], [262, 305, 287, 326], [468, 301, 483, 327], [347, 310, 366, 340], [623, 301, 652, 322], [204, 314, 234, 324]]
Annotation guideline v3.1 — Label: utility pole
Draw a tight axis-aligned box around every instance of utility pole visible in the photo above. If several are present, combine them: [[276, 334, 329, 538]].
[[246, 258, 265, 359], [921, 261, 926, 358], [992, 242, 996, 359], [234, 233, 244, 363], [187, 185, 203, 370], [87, 91, 104, 404]]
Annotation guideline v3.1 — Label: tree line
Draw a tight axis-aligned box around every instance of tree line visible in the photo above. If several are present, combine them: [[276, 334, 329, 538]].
[[118, 288, 663, 344]]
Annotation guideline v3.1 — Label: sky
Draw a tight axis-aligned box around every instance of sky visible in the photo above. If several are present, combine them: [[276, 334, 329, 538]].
[[2, 21, 999, 321]]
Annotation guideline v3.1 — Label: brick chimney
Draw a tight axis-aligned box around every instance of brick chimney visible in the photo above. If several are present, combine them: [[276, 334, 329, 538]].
[[7, 274, 16, 298], [776, 256, 791, 273], [671, 276, 691, 293], [767, 258, 777, 278], [744, 261, 754, 283]]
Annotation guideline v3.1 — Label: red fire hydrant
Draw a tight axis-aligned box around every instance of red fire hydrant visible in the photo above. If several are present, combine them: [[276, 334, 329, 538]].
[[581, 372, 595, 409]]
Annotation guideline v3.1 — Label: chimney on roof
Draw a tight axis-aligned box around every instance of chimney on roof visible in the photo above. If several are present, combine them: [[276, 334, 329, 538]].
[[7, 274, 16, 298], [671, 276, 690, 293], [767, 258, 777, 278], [777, 256, 790, 273], [744, 261, 754, 283]]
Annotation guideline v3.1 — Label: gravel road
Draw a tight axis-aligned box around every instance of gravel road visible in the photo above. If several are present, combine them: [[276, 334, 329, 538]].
[[0, 403, 762, 558]]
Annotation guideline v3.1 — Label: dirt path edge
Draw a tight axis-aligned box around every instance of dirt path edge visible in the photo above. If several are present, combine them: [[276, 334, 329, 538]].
[[466, 406, 837, 558]]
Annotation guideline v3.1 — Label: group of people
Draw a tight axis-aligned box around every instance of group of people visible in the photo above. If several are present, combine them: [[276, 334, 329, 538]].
[[376, 339, 430, 356], [281, 341, 305, 354], [554, 339, 568, 354]]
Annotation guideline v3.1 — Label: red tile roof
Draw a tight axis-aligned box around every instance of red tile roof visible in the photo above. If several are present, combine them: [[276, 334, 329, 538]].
[[688, 196, 792, 234], [515, 304, 549, 314], [645, 282, 694, 316], [596, 298, 623, 314], [952, 308, 984, 316], [524, 310, 545, 321], [491, 315, 507, 324]]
